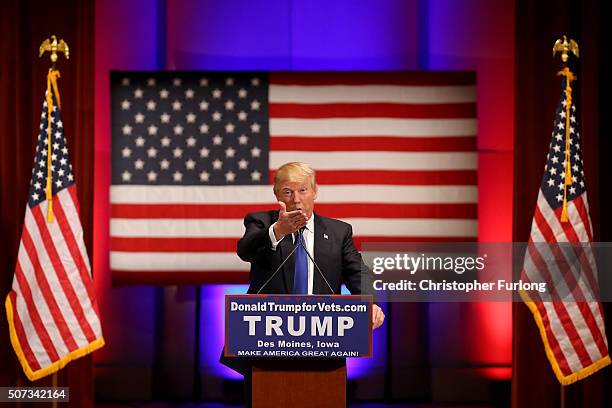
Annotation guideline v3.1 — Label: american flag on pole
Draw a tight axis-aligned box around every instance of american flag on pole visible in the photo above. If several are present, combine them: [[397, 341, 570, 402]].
[[110, 72, 477, 284], [520, 69, 610, 384], [5, 73, 104, 381]]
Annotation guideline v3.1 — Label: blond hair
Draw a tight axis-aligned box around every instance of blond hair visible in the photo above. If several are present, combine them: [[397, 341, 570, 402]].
[[273, 162, 317, 192]]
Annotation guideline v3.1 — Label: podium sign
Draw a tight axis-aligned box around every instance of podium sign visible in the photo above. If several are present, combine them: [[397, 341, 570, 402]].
[[224, 294, 372, 358]]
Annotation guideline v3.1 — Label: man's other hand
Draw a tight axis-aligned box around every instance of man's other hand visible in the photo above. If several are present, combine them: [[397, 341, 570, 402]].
[[372, 304, 385, 329]]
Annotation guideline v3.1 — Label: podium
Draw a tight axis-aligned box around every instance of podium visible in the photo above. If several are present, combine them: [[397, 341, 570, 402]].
[[224, 294, 373, 408], [252, 359, 346, 407]]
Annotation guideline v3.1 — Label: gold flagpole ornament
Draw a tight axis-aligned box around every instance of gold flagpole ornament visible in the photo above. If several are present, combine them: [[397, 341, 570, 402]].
[[39, 35, 70, 66], [553, 36, 579, 222], [553, 35, 579, 62], [39, 36, 69, 222]]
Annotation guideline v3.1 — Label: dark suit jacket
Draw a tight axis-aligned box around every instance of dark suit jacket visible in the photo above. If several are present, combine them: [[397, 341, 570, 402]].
[[237, 210, 375, 296], [221, 210, 375, 375]]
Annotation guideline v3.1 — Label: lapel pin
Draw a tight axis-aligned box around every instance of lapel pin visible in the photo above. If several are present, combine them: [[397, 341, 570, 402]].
[[323, 234, 329, 239]]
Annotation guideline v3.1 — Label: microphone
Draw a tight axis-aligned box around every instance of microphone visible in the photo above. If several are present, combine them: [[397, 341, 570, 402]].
[[256, 226, 335, 294], [296, 227, 336, 294]]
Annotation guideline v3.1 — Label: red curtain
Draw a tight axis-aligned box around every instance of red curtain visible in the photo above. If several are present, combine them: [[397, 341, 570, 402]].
[[0, 0, 95, 406]]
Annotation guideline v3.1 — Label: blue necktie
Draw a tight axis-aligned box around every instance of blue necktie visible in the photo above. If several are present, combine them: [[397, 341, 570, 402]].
[[292, 231, 308, 294]]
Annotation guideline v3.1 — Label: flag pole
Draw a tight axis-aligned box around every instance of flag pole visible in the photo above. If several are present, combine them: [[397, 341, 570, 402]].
[[560, 384, 566, 408], [52, 371, 58, 408], [39, 36, 69, 403], [552, 35, 579, 223], [39, 35, 69, 222], [552, 35, 579, 408]]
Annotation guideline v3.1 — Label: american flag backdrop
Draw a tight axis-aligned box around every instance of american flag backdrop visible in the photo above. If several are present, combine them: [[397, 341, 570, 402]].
[[110, 72, 477, 284], [5, 75, 104, 381], [520, 71, 610, 384]]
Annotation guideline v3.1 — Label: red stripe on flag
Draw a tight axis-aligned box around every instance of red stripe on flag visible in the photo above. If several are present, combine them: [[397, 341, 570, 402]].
[[547, 206, 603, 299], [9, 291, 42, 372], [112, 270, 250, 285], [67, 184, 82, 217], [111, 203, 477, 220], [54, 195, 97, 307], [534, 206, 598, 299], [111, 235, 477, 253], [269, 103, 476, 119], [112, 203, 273, 219], [552, 206, 582, 244], [566, 199, 605, 323], [270, 136, 476, 152], [526, 244, 588, 372], [110, 235, 477, 253], [544, 212, 609, 358], [14, 262, 60, 363], [31, 206, 96, 343], [533, 208, 601, 367], [270, 72, 476, 86], [576, 301, 609, 359], [536, 205, 601, 303], [111, 237, 238, 252], [551, 301, 594, 369], [21, 228, 79, 351], [352, 236, 476, 249], [534, 300, 573, 376], [269, 170, 478, 185], [318, 203, 477, 219], [572, 196, 593, 241], [555, 216, 601, 304], [525, 242, 568, 303]]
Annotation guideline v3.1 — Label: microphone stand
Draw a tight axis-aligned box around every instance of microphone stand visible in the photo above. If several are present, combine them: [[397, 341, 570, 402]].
[[256, 227, 336, 294], [255, 236, 300, 294]]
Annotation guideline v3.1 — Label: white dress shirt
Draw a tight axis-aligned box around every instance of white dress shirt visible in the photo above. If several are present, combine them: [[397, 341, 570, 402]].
[[269, 215, 315, 294]]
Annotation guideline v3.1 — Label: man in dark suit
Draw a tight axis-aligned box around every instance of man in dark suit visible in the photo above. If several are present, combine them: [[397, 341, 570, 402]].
[[237, 161, 385, 327], [222, 162, 384, 405]]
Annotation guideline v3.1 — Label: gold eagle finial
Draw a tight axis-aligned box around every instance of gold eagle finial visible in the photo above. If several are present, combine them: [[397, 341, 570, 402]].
[[39, 35, 70, 65], [553, 35, 579, 63]]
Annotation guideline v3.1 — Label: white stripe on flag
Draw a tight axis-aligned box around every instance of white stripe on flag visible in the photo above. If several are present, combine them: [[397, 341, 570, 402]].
[[269, 118, 477, 137], [111, 218, 244, 238], [541, 301, 583, 374], [12, 280, 52, 369], [36, 199, 101, 341], [529, 211, 606, 365], [110, 185, 478, 204], [538, 195, 598, 281], [317, 185, 477, 203], [541, 200, 608, 348], [24, 209, 89, 347], [110, 218, 477, 238], [536, 193, 569, 242], [17, 250, 70, 357], [111, 251, 248, 271], [566, 201, 589, 242], [59, 189, 92, 275], [269, 85, 477, 104], [582, 193, 594, 240], [523, 254, 582, 373], [270, 152, 477, 170], [566, 199, 600, 287], [530, 219, 598, 304], [345, 218, 477, 237]]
